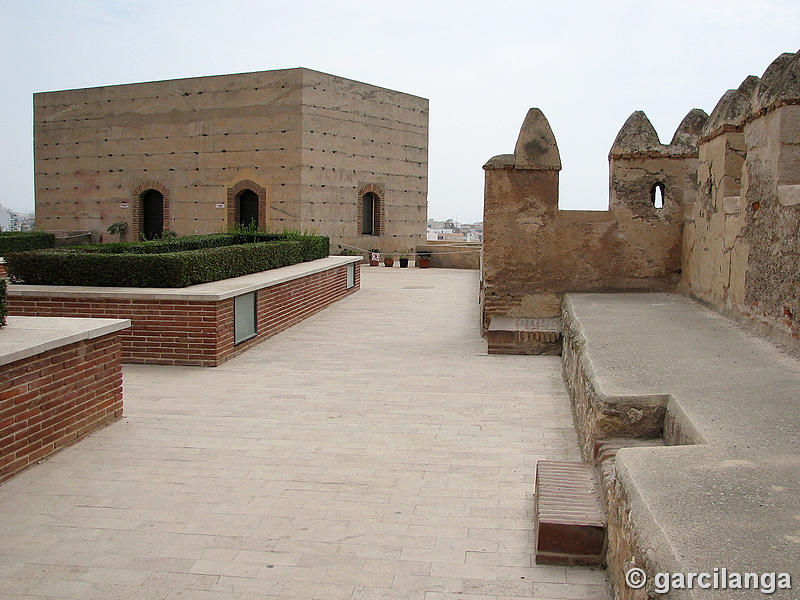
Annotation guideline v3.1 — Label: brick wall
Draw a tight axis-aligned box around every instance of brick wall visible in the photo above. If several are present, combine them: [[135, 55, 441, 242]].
[[0, 333, 124, 483], [9, 262, 360, 367], [0, 261, 7, 278]]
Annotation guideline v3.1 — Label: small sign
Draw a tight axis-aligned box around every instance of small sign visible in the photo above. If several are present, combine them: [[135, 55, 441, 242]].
[[120, 202, 129, 209], [216, 203, 225, 209], [370, 252, 380, 262]]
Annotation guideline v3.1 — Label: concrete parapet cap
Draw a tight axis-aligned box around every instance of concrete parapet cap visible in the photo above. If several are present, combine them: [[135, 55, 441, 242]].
[[7, 256, 360, 302], [0, 316, 131, 367]]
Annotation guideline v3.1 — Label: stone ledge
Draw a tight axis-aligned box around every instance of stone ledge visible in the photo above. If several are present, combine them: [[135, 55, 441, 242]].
[[562, 292, 800, 599], [7, 255, 361, 301], [0, 316, 131, 367]]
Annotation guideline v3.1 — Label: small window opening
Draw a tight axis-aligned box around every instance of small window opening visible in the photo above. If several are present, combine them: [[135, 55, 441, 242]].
[[362, 192, 378, 235], [652, 183, 665, 209]]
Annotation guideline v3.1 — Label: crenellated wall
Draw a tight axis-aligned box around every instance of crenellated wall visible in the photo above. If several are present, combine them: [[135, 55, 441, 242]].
[[480, 108, 704, 332], [681, 51, 800, 348]]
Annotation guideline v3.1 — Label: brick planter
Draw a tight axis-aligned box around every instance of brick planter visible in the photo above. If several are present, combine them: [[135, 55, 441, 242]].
[[0, 316, 130, 482], [7, 257, 360, 367]]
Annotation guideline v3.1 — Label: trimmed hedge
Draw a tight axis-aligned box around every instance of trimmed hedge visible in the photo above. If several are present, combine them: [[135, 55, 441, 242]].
[[6, 234, 330, 288], [0, 278, 6, 327], [0, 231, 55, 254]]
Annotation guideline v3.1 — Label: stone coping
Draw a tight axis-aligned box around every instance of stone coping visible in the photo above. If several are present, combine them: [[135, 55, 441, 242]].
[[563, 293, 800, 594], [0, 315, 131, 367], [7, 255, 360, 302]]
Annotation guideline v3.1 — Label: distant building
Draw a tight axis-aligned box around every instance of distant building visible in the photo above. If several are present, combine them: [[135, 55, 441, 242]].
[[0, 204, 10, 231], [34, 68, 428, 253]]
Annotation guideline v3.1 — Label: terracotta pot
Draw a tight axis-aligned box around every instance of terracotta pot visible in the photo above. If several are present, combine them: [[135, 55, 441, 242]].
[[369, 259, 379, 266], [418, 258, 430, 268], [384, 258, 394, 267]]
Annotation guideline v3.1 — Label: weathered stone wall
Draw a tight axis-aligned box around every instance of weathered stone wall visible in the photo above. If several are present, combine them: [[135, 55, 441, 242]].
[[34, 69, 428, 252], [681, 52, 800, 348], [299, 71, 428, 256], [480, 108, 703, 332], [416, 242, 480, 269], [561, 296, 669, 461]]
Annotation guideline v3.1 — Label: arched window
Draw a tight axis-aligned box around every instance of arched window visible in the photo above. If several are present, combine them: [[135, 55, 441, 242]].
[[362, 192, 378, 235], [238, 189, 259, 227], [652, 183, 665, 210], [357, 184, 384, 236], [140, 189, 164, 239]]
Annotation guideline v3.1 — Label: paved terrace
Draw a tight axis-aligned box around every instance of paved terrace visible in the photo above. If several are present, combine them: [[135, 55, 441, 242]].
[[0, 268, 608, 600]]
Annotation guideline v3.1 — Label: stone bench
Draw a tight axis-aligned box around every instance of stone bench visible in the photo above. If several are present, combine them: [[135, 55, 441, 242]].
[[561, 293, 799, 599]]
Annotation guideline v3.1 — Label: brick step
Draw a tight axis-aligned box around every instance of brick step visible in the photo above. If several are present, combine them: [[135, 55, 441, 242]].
[[487, 317, 562, 355], [593, 437, 666, 505], [534, 460, 606, 566]]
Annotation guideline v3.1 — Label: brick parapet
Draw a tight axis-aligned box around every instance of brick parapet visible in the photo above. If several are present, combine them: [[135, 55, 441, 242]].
[[8, 262, 360, 367], [0, 332, 124, 482]]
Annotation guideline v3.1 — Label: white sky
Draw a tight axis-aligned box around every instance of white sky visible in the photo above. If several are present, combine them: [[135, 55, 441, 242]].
[[1, 0, 798, 223]]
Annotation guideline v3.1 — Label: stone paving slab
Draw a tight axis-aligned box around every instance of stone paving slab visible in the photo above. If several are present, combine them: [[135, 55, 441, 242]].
[[0, 268, 609, 599]]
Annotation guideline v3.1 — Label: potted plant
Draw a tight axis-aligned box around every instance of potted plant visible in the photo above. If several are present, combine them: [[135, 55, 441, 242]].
[[398, 252, 409, 268], [369, 249, 381, 267], [384, 254, 395, 267], [107, 221, 128, 242], [417, 251, 431, 268]]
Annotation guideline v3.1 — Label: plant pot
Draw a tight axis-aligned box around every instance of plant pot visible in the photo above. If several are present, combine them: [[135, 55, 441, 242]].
[[399, 258, 409, 268], [384, 258, 394, 267], [418, 258, 431, 268], [369, 259, 379, 267]]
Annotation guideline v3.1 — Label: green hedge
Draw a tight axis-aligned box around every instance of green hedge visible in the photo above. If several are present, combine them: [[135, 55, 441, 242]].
[[0, 278, 7, 328], [0, 231, 55, 254], [6, 235, 329, 288], [84, 232, 287, 254]]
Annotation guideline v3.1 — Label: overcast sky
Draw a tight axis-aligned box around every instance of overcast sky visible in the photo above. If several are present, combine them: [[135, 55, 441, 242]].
[[1, 0, 798, 223]]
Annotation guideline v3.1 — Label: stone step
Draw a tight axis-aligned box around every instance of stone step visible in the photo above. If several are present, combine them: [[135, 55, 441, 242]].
[[534, 460, 606, 566], [487, 317, 562, 355]]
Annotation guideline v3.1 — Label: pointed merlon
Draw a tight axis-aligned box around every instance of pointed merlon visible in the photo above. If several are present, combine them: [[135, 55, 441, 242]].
[[513, 108, 562, 170], [609, 111, 663, 159], [700, 75, 759, 141], [748, 50, 800, 119], [669, 108, 709, 154]]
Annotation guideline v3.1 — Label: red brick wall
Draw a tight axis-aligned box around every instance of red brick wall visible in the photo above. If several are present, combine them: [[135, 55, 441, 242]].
[[0, 333, 124, 483], [217, 262, 361, 364], [9, 262, 360, 367]]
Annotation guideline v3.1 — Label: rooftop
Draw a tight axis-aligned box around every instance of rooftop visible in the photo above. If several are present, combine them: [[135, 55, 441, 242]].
[[0, 268, 608, 600]]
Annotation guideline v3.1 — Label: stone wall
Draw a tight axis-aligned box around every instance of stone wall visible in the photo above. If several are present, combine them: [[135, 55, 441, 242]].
[[681, 51, 800, 349], [415, 242, 480, 269], [34, 69, 428, 253], [0, 331, 124, 482], [480, 108, 703, 332]]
